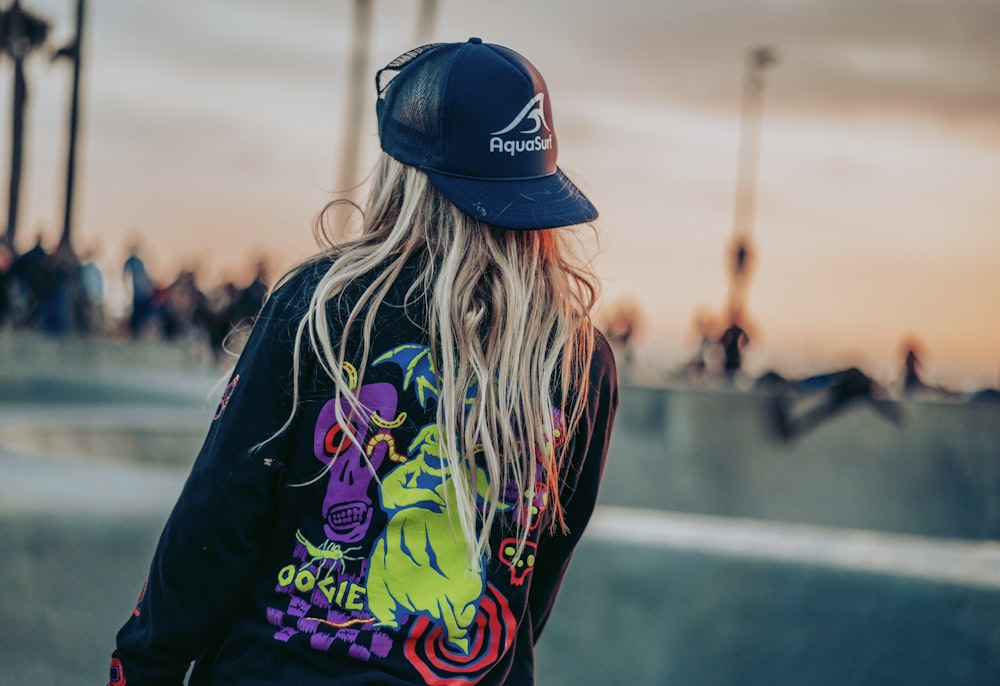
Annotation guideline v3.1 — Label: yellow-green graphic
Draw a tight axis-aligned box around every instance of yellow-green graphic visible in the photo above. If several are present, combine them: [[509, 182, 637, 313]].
[[366, 345, 495, 654]]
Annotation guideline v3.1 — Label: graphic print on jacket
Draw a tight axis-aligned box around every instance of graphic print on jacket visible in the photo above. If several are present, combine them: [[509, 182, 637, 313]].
[[267, 344, 551, 683]]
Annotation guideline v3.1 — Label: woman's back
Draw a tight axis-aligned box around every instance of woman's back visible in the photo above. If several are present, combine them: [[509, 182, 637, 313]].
[[110, 37, 618, 686]]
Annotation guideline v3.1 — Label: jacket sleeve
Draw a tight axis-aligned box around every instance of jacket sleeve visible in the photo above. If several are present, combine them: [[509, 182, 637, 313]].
[[528, 332, 619, 642], [110, 276, 309, 685]]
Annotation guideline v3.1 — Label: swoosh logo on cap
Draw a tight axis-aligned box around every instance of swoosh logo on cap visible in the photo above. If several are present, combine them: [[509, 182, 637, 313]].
[[491, 93, 550, 135]]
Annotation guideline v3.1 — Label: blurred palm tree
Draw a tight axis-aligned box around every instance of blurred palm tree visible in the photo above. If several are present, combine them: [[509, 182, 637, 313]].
[[415, 0, 437, 44], [0, 0, 49, 250], [329, 0, 437, 242], [336, 0, 372, 200], [52, 0, 85, 251]]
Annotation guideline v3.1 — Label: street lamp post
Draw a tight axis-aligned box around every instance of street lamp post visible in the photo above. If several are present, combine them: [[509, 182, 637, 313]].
[[726, 46, 777, 326]]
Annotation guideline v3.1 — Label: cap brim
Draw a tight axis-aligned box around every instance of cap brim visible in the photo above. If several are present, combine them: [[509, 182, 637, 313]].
[[423, 167, 598, 230]]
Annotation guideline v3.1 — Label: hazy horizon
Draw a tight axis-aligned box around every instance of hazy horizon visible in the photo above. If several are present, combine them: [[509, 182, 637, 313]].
[[3, 0, 998, 389]]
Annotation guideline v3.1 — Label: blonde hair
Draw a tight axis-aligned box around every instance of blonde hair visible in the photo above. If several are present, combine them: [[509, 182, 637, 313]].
[[277, 153, 598, 563]]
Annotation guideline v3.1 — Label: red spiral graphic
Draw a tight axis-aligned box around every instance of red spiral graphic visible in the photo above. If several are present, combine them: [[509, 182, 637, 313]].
[[404, 583, 515, 685]]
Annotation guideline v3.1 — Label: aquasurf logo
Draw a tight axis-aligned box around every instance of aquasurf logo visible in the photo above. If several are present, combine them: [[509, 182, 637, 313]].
[[489, 93, 554, 157]]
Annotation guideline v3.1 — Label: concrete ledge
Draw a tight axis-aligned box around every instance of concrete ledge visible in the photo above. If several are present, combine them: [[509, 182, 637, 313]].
[[0, 331, 224, 406], [588, 506, 1000, 590], [600, 385, 1000, 540], [536, 509, 1000, 686]]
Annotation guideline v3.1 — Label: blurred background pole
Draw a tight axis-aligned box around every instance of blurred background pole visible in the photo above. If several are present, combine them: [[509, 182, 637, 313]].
[[56, 0, 85, 251], [726, 46, 777, 324], [332, 0, 438, 238], [0, 0, 50, 250], [335, 0, 373, 204], [415, 0, 437, 44]]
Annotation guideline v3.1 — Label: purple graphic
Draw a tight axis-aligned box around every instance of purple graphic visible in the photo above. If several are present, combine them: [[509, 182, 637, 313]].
[[268, 380, 404, 658], [313, 383, 400, 543], [269, 539, 390, 656]]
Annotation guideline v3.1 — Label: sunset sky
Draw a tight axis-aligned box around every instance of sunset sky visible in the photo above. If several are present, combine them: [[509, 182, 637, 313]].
[[4, 0, 999, 389]]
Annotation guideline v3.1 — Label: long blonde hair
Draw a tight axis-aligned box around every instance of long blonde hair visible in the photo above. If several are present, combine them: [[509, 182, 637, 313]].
[[277, 153, 598, 563]]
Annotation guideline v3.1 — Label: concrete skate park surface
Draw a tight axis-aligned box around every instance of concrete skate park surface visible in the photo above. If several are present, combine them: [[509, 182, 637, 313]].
[[1, 332, 998, 685]]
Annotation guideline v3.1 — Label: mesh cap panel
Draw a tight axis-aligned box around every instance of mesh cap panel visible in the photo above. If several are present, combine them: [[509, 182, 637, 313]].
[[376, 44, 452, 167], [375, 43, 442, 94]]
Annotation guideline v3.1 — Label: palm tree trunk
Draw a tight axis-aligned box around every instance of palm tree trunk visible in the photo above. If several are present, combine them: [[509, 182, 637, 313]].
[[336, 0, 372, 197], [327, 0, 373, 241], [415, 0, 437, 44], [60, 0, 85, 250], [6, 57, 26, 248]]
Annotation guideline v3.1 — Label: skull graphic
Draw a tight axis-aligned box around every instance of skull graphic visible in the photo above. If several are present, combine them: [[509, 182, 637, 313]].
[[313, 382, 399, 543]]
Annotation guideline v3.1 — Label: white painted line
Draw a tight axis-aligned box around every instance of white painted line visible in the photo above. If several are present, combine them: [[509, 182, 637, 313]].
[[588, 506, 1000, 590]]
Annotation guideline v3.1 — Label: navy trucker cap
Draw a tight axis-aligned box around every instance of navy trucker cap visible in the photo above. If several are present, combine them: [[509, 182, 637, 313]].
[[375, 37, 598, 230]]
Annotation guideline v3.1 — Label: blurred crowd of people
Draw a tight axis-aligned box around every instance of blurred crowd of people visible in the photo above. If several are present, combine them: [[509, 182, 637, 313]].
[[601, 295, 1000, 419], [5, 242, 997, 409], [0, 234, 272, 364]]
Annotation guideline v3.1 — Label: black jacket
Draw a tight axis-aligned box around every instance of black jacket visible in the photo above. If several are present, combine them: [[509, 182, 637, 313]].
[[111, 257, 618, 685]]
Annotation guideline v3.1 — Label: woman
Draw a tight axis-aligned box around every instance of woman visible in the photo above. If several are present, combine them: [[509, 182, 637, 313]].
[[111, 38, 617, 685]]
